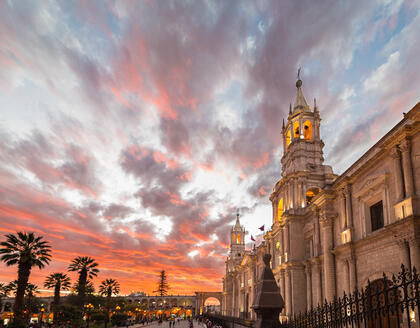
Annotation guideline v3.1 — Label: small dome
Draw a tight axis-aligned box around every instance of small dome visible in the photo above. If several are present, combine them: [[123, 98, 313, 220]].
[[296, 79, 302, 88]]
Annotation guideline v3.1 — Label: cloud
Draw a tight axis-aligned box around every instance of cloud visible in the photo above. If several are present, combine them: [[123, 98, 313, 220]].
[[1, 0, 419, 295]]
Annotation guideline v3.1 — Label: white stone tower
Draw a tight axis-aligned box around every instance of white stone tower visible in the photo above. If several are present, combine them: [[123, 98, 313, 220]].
[[226, 212, 245, 273], [269, 75, 336, 315]]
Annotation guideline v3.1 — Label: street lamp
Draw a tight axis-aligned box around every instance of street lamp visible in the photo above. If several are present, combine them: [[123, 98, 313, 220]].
[[84, 303, 94, 328], [40, 307, 45, 325], [135, 308, 140, 322]]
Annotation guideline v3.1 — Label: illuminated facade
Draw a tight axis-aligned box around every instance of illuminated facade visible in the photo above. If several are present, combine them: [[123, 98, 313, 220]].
[[0, 294, 197, 323], [223, 78, 420, 320]]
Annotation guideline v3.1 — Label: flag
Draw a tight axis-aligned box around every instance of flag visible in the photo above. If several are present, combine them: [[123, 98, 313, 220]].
[[251, 235, 255, 241], [259, 225, 265, 231]]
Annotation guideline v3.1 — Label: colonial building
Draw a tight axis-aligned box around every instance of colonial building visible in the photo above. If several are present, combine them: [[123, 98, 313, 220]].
[[222, 78, 420, 320], [0, 294, 197, 323]]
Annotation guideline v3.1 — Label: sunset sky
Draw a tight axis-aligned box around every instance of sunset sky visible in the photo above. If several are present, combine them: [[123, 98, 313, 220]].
[[1, 0, 420, 296]]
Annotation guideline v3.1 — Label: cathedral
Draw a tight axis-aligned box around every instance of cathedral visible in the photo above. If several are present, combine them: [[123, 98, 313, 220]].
[[222, 78, 420, 320]]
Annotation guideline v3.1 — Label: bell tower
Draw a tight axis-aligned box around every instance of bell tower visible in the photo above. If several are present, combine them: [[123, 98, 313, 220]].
[[281, 77, 323, 177], [226, 212, 245, 273], [230, 212, 245, 259], [271, 74, 335, 222]]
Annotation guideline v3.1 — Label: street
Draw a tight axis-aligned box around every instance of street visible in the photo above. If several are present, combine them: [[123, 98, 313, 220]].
[[132, 320, 205, 328]]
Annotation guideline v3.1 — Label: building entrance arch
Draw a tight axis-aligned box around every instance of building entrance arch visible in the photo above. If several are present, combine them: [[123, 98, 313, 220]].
[[195, 292, 223, 315]]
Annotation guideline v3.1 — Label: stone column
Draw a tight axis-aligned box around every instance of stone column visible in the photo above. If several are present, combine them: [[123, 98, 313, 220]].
[[398, 239, 411, 270], [400, 139, 415, 197], [305, 263, 312, 311], [409, 237, 420, 271], [391, 146, 405, 201], [312, 261, 322, 306], [280, 270, 286, 315], [341, 192, 347, 228], [345, 184, 353, 228], [321, 218, 336, 301], [285, 269, 292, 316], [343, 259, 350, 295], [285, 224, 290, 258], [280, 227, 284, 256], [232, 277, 236, 316], [348, 257, 357, 293], [314, 209, 321, 256]]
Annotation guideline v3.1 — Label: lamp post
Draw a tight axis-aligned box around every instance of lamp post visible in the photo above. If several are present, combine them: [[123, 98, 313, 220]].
[[84, 303, 94, 328], [40, 307, 45, 325], [135, 308, 140, 322]]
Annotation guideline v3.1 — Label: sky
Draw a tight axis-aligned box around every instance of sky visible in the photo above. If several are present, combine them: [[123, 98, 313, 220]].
[[0, 0, 420, 296]]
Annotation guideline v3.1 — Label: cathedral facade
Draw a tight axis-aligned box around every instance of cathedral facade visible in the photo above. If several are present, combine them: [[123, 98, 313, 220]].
[[222, 79, 420, 320]]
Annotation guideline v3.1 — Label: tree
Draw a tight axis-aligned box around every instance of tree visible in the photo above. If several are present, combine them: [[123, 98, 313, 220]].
[[99, 278, 120, 299], [99, 279, 120, 328], [7, 281, 39, 322], [0, 282, 11, 297], [0, 282, 12, 316], [153, 270, 169, 297], [23, 283, 38, 322], [0, 232, 51, 326], [53, 304, 83, 326], [44, 273, 71, 305], [68, 256, 99, 299], [71, 279, 95, 296]]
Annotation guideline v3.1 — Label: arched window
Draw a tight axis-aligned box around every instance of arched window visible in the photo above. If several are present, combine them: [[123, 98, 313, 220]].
[[303, 120, 312, 140], [278, 198, 284, 223], [293, 121, 300, 139], [237, 234, 241, 244], [286, 129, 291, 147], [306, 188, 320, 205]]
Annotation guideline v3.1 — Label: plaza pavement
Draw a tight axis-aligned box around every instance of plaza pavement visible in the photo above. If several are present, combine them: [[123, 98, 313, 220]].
[[132, 320, 205, 328]]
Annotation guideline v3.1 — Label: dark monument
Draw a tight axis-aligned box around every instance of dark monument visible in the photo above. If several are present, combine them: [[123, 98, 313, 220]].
[[252, 254, 285, 328]]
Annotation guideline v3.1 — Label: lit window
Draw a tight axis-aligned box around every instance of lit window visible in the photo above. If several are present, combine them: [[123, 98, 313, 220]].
[[303, 120, 312, 140], [286, 130, 291, 147], [293, 121, 300, 138], [278, 198, 284, 222], [306, 188, 320, 205]]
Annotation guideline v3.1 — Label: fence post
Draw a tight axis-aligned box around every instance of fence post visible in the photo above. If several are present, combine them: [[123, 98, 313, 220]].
[[252, 254, 285, 328]]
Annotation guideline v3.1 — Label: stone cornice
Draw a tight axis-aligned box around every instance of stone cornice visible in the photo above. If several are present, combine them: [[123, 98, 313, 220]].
[[335, 215, 419, 256], [312, 189, 336, 208], [333, 102, 420, 186], [332, 242, 354, 260]]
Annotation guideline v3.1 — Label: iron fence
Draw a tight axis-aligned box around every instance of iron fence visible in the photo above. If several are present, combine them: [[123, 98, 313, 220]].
[[289, 264, 419, 327], [202, 313, 254, 327], [205, 264, 419, 328]]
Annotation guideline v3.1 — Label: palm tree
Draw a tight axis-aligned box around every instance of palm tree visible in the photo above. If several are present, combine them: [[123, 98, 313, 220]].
[[71, 280, 95, 295], [68, 256, 99, 298], [6, 281, 39, 297], [7, 281, 39, 321], [44, 273, 71, 305], [99, 279, 120, 299], [99, 279, 120, 328], [23, 283, 38, 321], [0, 232, 51, 324], [0, 282, 11, 297], [0, 283, 11, 314]]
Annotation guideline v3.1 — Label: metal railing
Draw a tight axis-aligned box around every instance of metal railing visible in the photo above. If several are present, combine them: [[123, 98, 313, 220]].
[[208, 264, 419, 328], [202, 313, 254, 327], [289, 264, 419, 328]]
